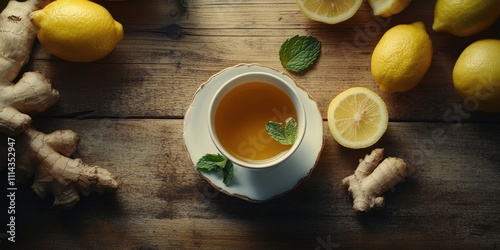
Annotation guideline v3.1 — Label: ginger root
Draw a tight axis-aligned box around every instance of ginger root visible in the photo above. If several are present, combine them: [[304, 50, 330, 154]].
[[0, 71, 59, 135], [16, 126, 119, 209], [0, 0, 119, 208], [0, 0, 59, 136], [342, 148, 409, 213]]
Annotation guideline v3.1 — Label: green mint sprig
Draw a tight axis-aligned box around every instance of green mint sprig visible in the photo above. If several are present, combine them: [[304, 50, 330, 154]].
[[180, 0, 188, 8], [279, 35, 321, 73], [265, 117, 298, 146], [196, 153, 233, 185]]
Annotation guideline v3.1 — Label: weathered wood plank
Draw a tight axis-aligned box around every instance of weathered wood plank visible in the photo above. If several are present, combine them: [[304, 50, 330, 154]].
[[30, 58, 500, 122], [1, 0, 499, 249], [1, 119, 498, 249], [23, 0, 499, 121]]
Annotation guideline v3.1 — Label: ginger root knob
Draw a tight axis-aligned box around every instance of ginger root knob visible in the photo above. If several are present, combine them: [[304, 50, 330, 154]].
[[17, 127, 119, 209], [0, 0, 59, 136], [342, 148, 410, 213]]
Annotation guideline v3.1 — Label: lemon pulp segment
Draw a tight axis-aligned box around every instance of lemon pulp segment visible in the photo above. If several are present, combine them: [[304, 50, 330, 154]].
[[328, 87, 388, 149], [296, 0, 363, 24]]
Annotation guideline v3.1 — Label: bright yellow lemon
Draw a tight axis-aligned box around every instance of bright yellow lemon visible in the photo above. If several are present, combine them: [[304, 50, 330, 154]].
[[327, 87, 389, 149], [31, 0, 124, 62], [432, 0, 500, 37], [453, 39, 500, 113], [296, 0, 363, 24], [371, 22, 432, 93]]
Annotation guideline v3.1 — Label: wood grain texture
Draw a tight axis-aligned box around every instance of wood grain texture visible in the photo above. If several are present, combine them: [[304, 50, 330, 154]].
[[1, 119, 499, 249], [0, 0, 499, 249], [23, 0, 500, 121]]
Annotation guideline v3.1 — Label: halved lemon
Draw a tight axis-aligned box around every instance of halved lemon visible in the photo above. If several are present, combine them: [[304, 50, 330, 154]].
[[296, 0, 363, 24], [327, 87, 388, 149], [367, 0, 412, 17]]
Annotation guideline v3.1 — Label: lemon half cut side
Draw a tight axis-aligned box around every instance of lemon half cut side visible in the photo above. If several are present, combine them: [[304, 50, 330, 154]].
[[368, 0, 412, 17], [327, 87, 389, 149], [296, 0, 363, 24]]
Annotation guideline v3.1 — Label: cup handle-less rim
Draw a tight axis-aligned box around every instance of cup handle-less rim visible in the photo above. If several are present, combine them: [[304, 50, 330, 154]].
[[207, 71, 307, 170]]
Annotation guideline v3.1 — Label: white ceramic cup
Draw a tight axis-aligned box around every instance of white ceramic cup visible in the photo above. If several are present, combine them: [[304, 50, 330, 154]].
[[208, 71, 306, 170]]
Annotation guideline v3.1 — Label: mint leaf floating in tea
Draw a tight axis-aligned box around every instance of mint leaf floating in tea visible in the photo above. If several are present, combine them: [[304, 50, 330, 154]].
[[279, 35, 321, 73], [265, 117, 298, 146], [196, 153, 234, 185]]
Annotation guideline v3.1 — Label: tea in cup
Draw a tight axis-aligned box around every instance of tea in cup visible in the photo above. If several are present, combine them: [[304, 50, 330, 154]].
[[208, 72, 306, 169]]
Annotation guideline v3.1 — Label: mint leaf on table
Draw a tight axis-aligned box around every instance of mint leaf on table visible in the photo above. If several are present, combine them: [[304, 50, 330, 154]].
[[279, 35, 321, 73], [180, 0, 188, 8], [265, 117, 298, 146], [196, 154, 226, 172], [196, 153, 234, 185], [222, 161, 234, 185]]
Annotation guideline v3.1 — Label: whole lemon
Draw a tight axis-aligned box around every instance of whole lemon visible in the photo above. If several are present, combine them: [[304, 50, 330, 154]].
[[432, 0, 500, 37], [371, 21, 433, 93], [453, 39, 500, 113], [31, 0, 124, 62]]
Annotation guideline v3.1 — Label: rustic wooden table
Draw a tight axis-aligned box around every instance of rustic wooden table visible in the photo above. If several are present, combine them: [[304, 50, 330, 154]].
[[1, 0, 500, 249]]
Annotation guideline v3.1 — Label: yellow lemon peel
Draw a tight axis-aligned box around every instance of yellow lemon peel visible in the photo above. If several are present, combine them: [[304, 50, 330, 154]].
[[432, 0, 500, 37], [371, 21, 432, 93], [453, 39, 500, 113], [31, 0, 124, 62]]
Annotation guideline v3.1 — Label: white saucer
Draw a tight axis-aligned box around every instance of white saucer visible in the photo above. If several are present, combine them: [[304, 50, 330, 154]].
[[183, 64, 324, 202]]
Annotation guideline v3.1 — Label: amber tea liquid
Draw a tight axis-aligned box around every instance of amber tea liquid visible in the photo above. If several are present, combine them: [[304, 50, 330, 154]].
[[214, 81, 297, 163]]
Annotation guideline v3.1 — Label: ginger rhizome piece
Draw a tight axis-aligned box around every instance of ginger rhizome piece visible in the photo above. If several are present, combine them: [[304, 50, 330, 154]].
[[0, 72, 59, 135], [0, 0, 119, 208], [17, 127, 119, 209], [0, 0, 59, 136], [342, 148, 409, 213]]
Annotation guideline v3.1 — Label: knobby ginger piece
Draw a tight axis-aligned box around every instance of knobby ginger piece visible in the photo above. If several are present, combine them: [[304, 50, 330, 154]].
[[0, 1, 118, 209], [17, 126, 119, 209], [0, 72, 59, 135], [0, 0, 59, 136], [342, 148, 409, 213], [0, 0, 37, 81]]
